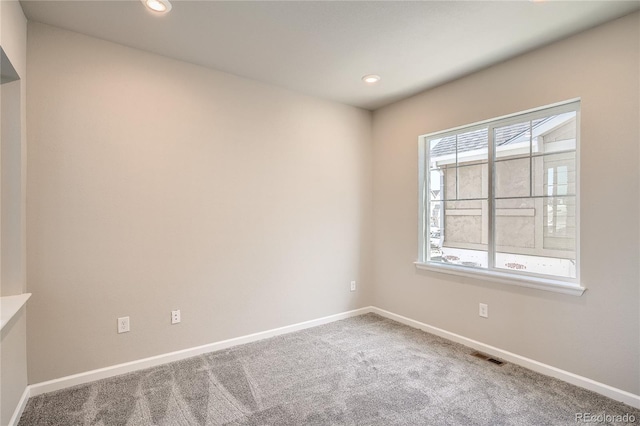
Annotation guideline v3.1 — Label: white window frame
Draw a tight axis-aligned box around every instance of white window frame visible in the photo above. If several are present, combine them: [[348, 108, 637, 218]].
[[416, 99, 585, 296]]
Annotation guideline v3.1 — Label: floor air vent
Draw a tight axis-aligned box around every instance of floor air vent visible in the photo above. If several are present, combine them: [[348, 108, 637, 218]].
[[470, 351, 505, 366]]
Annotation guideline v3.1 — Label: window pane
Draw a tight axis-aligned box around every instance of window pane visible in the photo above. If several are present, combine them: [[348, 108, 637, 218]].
[[438, 166, 489, 201], [429, 135, 455, 169], [494, 157, 530, 198], [495, 198, 536, 249], [428, 200, 488, 268], [457, 162, 487, 200], [445, 200, 485, 244], [455, 128, 487, 200], [495, 121, 530, 159], [532, 111, 577, 155], [543, 196, 576, 251], [495, 252, 576, 279], [441, 248, 488, 269], [427, 201, 443, 261], [443, 166, 457, 200], [456, 128, 488, 161], [429, 128, 487, 201], [429, 169, 444, 200], [494, 197, 576, 278], [532, 153, 576, 197]]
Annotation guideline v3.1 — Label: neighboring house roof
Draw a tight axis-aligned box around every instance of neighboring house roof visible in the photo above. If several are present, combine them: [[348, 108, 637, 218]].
[[430, 117, 550, 158]]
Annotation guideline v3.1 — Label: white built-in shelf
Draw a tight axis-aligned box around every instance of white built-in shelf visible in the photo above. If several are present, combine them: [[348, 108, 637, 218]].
[[0, 293, 31, 331]]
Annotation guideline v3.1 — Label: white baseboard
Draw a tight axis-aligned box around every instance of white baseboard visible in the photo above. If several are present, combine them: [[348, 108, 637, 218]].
[[26, 305, 639, 411], [29, 306, 373, 397], [8, 385, 30, 426], [370, 307, 640, 409]]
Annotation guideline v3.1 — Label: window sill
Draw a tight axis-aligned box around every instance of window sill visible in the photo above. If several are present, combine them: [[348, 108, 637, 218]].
[[1, 293, 31, 331], [414, 262, 585, 296]]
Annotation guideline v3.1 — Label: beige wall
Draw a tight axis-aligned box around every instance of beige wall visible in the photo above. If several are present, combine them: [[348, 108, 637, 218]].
[[26, 23, 373, 383], [1, 0, 28, 424], [0, 0, 27, 298], [372, 12, 639, 395], [2, 79, 23, 296]]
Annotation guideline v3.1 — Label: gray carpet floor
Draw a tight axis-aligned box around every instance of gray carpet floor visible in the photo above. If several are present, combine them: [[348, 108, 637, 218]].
[[19, 313, 640, 425]]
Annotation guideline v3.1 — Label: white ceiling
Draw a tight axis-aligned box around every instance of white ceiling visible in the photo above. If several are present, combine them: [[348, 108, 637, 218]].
[[20, 0, 640, 110]]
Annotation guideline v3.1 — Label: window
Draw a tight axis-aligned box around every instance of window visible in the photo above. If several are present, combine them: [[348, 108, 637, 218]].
[[417, 100, 584, 295]]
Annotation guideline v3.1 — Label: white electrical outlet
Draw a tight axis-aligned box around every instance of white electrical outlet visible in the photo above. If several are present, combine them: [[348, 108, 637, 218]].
[[479, 303, 488, 318], [350, 281, 356, 292], [118, 316, 130, 333], [171, 309, 181, 324]]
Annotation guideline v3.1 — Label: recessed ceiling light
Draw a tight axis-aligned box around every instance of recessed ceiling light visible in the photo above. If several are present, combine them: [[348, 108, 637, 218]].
[[362, 74, 381, 84], [142, 0, 172, 13]]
